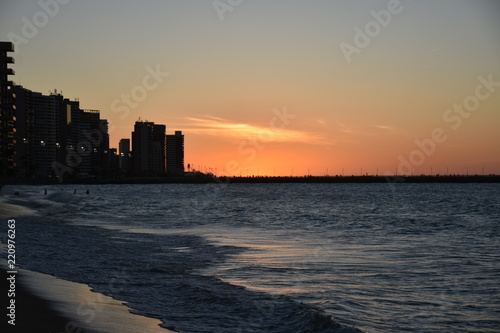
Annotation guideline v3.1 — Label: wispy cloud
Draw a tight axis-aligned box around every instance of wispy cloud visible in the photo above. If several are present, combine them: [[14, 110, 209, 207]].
[[180, 115, 328, 144], [374, 125, 395, 131], [336, 123, 401, 136], [373, 124, 415, 137]]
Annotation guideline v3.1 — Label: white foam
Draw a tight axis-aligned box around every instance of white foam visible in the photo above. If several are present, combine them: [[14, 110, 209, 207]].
[[1, 260, 173, 333], [0, 198, 38, 219]]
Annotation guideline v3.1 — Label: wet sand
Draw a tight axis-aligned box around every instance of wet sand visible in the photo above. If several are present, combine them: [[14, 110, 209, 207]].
[[2, 266, 174, 333], [3, 267, 85, 333], [1, 195, 174, 332]]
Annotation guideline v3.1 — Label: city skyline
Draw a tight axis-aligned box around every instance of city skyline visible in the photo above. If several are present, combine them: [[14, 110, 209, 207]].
[[1, 43, 184, 180], [1, 1, 499, 176]]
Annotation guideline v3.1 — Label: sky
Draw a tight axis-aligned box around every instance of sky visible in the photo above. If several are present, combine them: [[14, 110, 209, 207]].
[[1, 0, 499, 176]]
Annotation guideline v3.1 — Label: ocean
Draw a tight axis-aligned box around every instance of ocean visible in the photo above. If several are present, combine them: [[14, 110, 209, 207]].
[[1, 182, 499, 332]]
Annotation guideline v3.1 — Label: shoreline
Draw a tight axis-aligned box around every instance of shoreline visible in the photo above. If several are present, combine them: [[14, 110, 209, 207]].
[[2, 174, 500, 185], [2, 267, 96, 333], [0, 198, 174, 332], [0, 200, 37, 219], [2, 265, 173, 333]]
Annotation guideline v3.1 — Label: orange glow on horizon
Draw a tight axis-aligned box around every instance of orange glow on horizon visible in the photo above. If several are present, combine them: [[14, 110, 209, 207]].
[[4, 2, 498, 177]]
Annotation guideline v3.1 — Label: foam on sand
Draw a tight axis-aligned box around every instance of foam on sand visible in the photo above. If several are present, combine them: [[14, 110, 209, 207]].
[[0, 199, 37, 219], [2, 262, 173, 333]]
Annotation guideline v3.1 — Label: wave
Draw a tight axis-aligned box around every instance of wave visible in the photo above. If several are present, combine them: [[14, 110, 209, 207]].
[[1, 187, 85, 217], [1, 212, 364, 333], [0, 198, 38, 218]]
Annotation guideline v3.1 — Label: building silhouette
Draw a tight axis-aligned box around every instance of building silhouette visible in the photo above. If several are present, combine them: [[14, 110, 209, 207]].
[[12, 85, 110, 179], [33, 92, 58, 177], [132, 121, 166, 176], [119, 138, 131, 174], [1, 40, 185, 180], [11, 85, 34, 177], [0, 42, 15, 177], [166, 131, 184, 176]]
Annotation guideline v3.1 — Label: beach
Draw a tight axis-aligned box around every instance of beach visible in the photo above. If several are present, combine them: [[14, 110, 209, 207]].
[[1, 197, 172, 333], [2, 265, 173, 333], [3, 267, 85, 333]]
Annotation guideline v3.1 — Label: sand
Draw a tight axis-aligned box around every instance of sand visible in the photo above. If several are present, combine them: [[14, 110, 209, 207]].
[[1, 194, 174, 332], [2, 265, 174, 333]]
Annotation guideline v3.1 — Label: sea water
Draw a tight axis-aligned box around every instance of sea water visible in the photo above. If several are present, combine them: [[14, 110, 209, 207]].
[[1, 183, 499, 332]]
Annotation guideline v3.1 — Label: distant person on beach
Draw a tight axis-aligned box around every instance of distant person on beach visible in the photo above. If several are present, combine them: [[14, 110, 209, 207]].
[[86, 189, 90, 195], [44, 189, 47, 195], [74, 189, 77, 194]]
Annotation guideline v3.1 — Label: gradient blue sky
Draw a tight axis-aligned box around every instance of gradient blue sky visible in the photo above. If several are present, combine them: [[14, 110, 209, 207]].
[[1, 0, 499, 176]]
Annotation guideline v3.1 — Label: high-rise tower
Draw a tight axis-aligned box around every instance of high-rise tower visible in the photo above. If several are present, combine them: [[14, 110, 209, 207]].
[[166, 131, 184, 175], [131, 121, 166, 176], [0, 42, 16, 177]]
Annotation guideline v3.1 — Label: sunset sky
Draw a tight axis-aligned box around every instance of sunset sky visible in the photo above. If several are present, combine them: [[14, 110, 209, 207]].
[[1, 0, 499, 176]]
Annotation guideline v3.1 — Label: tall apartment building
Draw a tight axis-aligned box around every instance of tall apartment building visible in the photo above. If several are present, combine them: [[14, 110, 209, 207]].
[[99, 119, 111, 173], [12, 85, 109, 179], [78, 109, 102, 177], [166, 131, 184, 175], [66, 99, 82, 154], [13, 90, 75, 178], [11, 85, 34, 177], [131, 121, 166, 176], [151, 124, 166, 174], [119, 138, 131, 174], [0, 42, 16, 177], [32, 92, 56, 177], [107, 148, 119, 174]]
